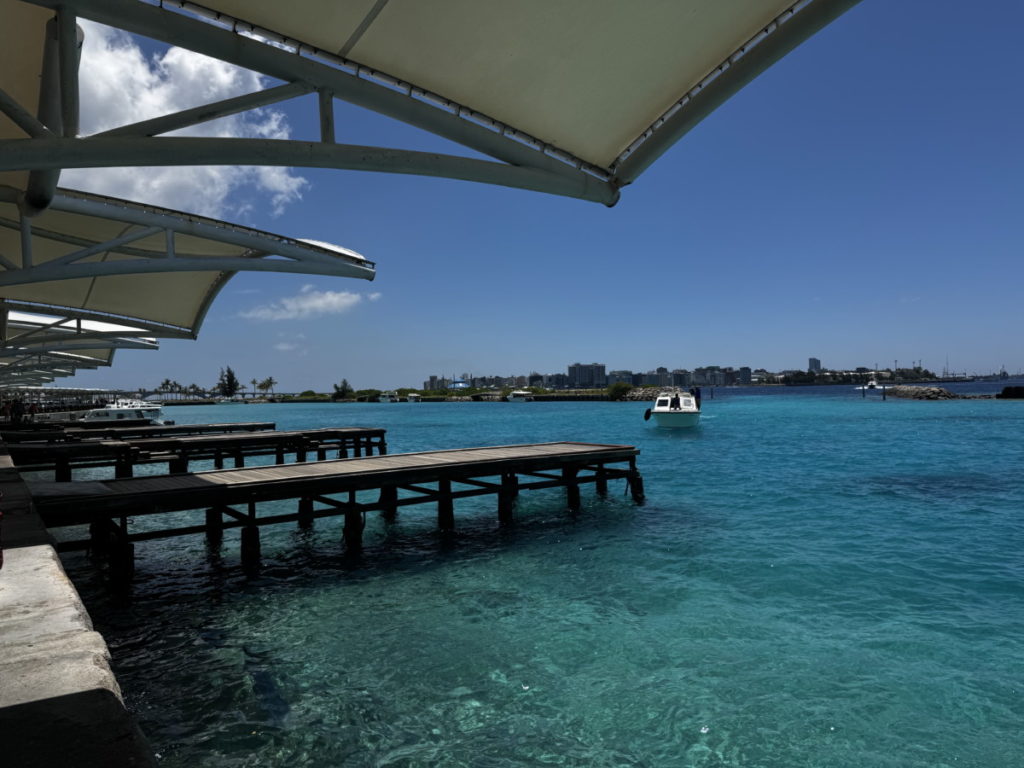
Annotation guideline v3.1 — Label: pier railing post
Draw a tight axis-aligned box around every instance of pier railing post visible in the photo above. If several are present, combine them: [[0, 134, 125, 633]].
[[595, 465, 608, 497]]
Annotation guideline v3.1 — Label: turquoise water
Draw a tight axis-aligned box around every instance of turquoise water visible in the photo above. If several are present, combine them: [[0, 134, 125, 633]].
[[59, 385, 1024, 767]]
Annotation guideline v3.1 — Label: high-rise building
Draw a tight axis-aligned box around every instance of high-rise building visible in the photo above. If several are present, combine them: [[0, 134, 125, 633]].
[[809, 357, 822, 373], [567, 362, 606, 389]]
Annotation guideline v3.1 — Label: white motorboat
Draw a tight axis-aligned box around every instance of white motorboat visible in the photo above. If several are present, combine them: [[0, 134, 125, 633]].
[[33, 400, 169, 426], [405, 393, 422, 402], [644, 390, 700, 428], [854, 379, 882, 391], [507, 389, 533, 402], [378, 391, 399, 402]]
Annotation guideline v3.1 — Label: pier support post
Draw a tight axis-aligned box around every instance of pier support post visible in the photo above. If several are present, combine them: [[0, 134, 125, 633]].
[[338, 444, 349, 459], [596, 466, 608, 497], [205, 507, 223, 546], [169, 454, 188, 474], [234, 451, 244, 468], [298, 497, 314, 529], [114, 452, 133, 479], [241, 500, 260, 565], [498, 473, 518, 524], [296, 444, 307, 463], [437, 479, 454, 531], [379, 485, 398, 522], [379, 438, 388, 456], [110, 537, 135, 582], [563, 466, 581, 512], [89, 517, 118, 556], [343, 508, 363, 550], [214, 450, 224, 470], [241, 526, 260, 565], [55, 457, 71, 482], [275, 444, 285, 464], [628, 459, 645, 504], [316, 444, 327, 461]]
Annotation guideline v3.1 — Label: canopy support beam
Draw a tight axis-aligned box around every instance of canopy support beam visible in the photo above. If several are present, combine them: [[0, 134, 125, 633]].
[[0, 136, 619, 206]]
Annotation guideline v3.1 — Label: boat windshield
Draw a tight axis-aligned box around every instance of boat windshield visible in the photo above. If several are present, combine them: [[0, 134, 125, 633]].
[[656, 399, 670, 407]]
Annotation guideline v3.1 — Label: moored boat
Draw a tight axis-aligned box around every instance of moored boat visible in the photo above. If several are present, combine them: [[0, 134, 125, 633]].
[[33, 400, 170, 426], [507, 389, 533, 402]]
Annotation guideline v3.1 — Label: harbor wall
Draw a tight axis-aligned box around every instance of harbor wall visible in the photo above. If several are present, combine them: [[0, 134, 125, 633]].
[[0, 446, 155, 767]]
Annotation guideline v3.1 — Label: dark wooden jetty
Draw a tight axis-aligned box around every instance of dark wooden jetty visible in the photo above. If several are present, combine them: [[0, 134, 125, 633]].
[[0, 421, 277, 443], [29, 441, 643, 577], [8, 427, 387, 481]]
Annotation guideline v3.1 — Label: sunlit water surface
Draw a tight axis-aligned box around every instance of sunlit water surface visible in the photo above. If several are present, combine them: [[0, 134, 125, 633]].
[[58, 384, 1024, 767]]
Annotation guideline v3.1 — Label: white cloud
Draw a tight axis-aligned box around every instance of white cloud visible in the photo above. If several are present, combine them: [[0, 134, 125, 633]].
[[62, 20, 308, 219], [240, 286, 378, 321]]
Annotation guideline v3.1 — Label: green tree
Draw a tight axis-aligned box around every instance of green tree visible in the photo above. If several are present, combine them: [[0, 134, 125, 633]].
[[258, 376, 278, 397], [607, 381, 633, 401], [250, 378, 259, 400], [332, 378, 354, 401], [217, 366, 241, 397]]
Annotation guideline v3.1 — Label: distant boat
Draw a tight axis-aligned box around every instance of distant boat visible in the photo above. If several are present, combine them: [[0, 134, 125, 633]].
[[507, 390, 533, 402], [378, 391, 399, 402], [643, 390, 700, 428], [405, 393, 422, 402], [854, 380, 881, 391]]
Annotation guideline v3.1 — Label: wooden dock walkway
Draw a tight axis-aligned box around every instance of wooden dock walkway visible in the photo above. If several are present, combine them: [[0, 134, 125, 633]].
[[0, 421, 277, 443], [8, 427, 387, 480], [29, 441, 643, 576]]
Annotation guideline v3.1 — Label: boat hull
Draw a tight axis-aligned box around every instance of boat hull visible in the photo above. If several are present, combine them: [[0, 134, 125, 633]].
[[651, 411, 700, 428]]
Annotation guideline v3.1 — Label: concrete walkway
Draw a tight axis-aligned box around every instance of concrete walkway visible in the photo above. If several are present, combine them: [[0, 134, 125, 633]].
[[0, 447, 155, 767]]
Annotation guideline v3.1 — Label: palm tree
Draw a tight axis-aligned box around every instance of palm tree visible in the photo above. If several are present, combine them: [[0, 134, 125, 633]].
[[259, 376, 278, 398], [250, 378, 259, 401]]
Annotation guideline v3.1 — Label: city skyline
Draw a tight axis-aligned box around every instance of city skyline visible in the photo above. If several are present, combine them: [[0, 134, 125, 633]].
[[43, 1, 1024, 392]]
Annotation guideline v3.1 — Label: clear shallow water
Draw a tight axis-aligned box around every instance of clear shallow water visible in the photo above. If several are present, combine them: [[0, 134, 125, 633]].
[[59, 384, 1024, 767]]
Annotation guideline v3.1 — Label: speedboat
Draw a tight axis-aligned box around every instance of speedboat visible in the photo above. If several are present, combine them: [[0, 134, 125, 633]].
[[378, 391, 399, 402], [507, 389, 533, 402], [405, 393, 422, 402], [854, 379, 881, 391], [644, 390, 700, 428]]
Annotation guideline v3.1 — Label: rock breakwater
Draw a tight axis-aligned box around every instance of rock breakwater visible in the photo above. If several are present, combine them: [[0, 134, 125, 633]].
[[885, 385, 988, 400]]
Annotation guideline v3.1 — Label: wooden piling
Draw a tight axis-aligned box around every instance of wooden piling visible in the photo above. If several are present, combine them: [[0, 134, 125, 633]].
[[563, 466, 581, 511], [498, 473, 518, 524], [379, 485, 398, 522], [437, 479, 454, 530], [343, 507, 363, 549], [298, 497, 314, 529], [205, 507, 223, 545]]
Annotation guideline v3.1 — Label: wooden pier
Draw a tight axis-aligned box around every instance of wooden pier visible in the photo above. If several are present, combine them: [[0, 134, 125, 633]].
[[29, 441, 644, 577], [0, 421, 277, 443], [8, 427, 387, 481]]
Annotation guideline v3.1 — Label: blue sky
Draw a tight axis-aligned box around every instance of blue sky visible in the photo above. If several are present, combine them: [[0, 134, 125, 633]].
[[66, 1, 1023, 392]]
